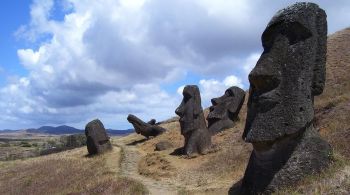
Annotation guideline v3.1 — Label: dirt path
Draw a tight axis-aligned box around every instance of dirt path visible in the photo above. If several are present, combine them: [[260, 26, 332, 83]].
[[117, 142, 180, 195], [104, 146, 121, 174]]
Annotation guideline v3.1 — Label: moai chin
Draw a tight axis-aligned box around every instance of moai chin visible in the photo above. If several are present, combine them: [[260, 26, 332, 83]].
[[175, 85, 211, 156], [239, 3, 332, 194], [207, 86, 245, 135], [85, 119, 112, 155]]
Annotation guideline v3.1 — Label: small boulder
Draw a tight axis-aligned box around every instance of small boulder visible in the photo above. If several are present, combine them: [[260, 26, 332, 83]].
[[155, 141, 174, 151]]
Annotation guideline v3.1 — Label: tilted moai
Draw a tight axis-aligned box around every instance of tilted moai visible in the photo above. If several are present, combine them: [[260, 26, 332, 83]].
[[127, 114, 166, 139], [85, 119, 112, 155], [239, 3, 332, 194], [175, 85, 211, 156], [207, 86, 245, 135]]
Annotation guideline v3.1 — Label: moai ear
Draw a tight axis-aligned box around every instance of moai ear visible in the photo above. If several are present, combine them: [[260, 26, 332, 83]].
[[312, 8, 327, 96], [193, 90, 202, 116], [228, 103, 237, 114], [228, 88, 245, 114], [193, 103, 201, 116]]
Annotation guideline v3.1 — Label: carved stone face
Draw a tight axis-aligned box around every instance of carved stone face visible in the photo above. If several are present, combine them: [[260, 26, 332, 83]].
[[127, 114, 145, 134], [175, 85, 204, 135], [208, 87, 245, 121], [207, 86, 245, 133], [127, 114, 165, 138], [242, 3, 327, 145], [85, 119, 111, 154], [240, 3, 329, 194]]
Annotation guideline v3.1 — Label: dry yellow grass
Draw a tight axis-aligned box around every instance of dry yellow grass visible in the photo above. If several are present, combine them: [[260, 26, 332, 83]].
[[0, 147, 148, 195], [138, 153, 176, 180]]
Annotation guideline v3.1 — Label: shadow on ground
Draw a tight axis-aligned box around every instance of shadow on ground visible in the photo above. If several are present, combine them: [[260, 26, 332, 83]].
[[126, 138, 148, 146]]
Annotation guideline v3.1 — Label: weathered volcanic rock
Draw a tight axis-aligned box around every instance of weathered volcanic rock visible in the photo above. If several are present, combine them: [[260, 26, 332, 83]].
[[207, 86, 245, 135], [148, 119, 156, 125], [175, 85, 211, 156], [127, 114, 166, 139], [85, 119, 112, 155], [239, 2, 332, 194], [155, 141, 174, 151]]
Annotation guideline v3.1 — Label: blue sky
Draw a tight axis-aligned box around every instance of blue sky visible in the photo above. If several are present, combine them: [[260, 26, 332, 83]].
[[0, 0, 349, 130], [0, 1, 30, 86]]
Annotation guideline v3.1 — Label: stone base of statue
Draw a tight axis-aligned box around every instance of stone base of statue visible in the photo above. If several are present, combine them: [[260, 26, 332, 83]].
[[240, 125, 332, 194]]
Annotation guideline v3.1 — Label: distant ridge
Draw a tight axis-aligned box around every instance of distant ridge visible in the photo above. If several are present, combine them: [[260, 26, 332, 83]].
[[33, 125, 82, 134], [0, 125, 134, 136]]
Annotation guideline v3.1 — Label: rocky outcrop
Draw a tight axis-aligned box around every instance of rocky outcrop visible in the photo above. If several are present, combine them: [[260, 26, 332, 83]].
[[240, 2, 332, 194]]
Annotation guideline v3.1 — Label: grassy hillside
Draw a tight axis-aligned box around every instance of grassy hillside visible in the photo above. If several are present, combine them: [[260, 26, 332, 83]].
[[0, 147, 148, 195], [122, 27, 350, 194], [0, 28, 349, 195]]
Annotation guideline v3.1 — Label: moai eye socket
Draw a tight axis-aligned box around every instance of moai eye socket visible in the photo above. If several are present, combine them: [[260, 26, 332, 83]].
[[262, 21, 312, 52], [183, 91, 192, 102], [211, 98, 219, 106], [283, 22, 312, 44], [225, 89, 235, 97]]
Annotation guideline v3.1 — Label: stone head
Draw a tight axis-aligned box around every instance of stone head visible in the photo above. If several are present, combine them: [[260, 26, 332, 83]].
[[127, 114, 144, 134], [243, 2, 327, 144], [175, 85, 203, 135], [85, 119, 109, 143], [208, 86, 245, 122], [85, 119, 111, 154]]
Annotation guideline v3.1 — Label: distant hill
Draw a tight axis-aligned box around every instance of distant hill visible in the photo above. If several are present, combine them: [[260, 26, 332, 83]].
[[31, 125, 82, 134], [0, 125, 134, 136]]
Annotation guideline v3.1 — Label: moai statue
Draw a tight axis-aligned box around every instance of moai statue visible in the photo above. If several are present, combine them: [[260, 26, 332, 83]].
[[175, 85, 211, 156], [239, 3, 332, 194], [127, 114, 166, 139], [207, 86, 245, 135], [85, 119, 112, 155]]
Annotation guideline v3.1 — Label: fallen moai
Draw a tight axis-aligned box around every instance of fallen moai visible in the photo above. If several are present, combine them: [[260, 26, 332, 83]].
[[175, 85, 211, 156], [239, 2, 332, 194], [127, 114, 166, 139], [85, 119, 112, 155], [207, 86, 245, 134]]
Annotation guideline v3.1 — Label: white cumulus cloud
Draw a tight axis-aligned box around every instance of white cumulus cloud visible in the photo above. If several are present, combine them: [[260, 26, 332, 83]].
[[0, 0, 349, 129], [199, 75, 243, 108]]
